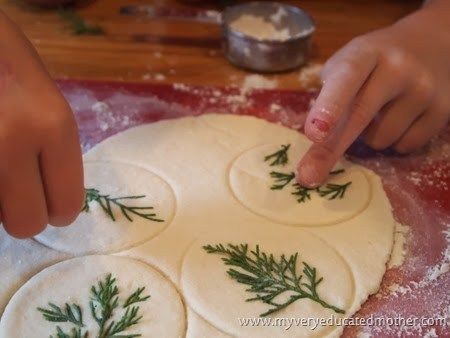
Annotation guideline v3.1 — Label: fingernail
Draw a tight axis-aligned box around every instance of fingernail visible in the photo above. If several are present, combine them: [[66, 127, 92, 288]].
[[310, 118, 331, 142], [297, 164, 321, 188]]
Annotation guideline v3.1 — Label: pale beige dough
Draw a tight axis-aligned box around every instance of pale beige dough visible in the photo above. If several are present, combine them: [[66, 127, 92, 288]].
[[0, 114, 395, 338]]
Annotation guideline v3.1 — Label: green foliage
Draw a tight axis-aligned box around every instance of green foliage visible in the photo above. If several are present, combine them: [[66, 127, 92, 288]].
[[38, 303, 84, 327], [264, 144, 291, 166], [38, 274, 150, 338], [291, 184, 315, 203], [269, 171, 296, 190], [83, 188, 164, 223], [123, 287, 151, 308], [318, 182, 352, 200], [51, 326, 88, 338], [204, 243, 345, 317], [265, 145, 352, 202]]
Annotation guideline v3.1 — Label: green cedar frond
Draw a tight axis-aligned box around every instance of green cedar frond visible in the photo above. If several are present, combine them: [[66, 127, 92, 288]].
[[203, 243, 345, 317], [264, 144, 291, 166], [90, 274, 119, 333], [102, 306, 142, 338], [291, 184, 316, 203], [269, 171, 295, 190], [263, 146, 351, 203], [123, 287, 151, 308], [83, 188, 164, 223], [329, 169, 345, 175], [39, 273, 150, 337], [318, 182, 352, 200], [51, 326, 88, 338], [38, 303, 84, 327]]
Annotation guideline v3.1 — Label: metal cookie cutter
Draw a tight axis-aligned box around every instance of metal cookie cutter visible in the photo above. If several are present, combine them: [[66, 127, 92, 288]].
[[222, 2, 315, 72]]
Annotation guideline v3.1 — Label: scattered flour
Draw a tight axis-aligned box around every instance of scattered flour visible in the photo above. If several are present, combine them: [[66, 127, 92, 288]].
[[142, 73, 166, 81], [388, 222, 450, 297], [407, 163, 449, 192], [298, 63, 322, 89], [173, 83, 190, 92], [241, 74, 278, 92]]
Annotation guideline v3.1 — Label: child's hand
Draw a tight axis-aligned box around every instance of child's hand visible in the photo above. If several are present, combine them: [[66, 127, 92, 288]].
[[297, 2, 450, 187], [0, 13, 84, 238]]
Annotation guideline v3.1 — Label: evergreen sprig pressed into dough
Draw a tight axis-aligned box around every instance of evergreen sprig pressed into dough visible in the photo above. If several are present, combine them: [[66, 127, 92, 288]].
[[291, 184, 315, 203], [203, 243, 345, 317], [82, 188, 164, 223], [318, 182, 353, 200], [38, 273, 150, 338], [37, 303, 84, 327], [265, 145, 352, 202], [270, 171, 296, 190], [264, 144, 291, 166]]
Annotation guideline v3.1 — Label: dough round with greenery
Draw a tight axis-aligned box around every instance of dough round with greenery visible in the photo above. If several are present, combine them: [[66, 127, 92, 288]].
[[181, 233, 354, 337], [0, 255, 185, 338], [35, 161, 176, 255], [230, 143, 371, 226]]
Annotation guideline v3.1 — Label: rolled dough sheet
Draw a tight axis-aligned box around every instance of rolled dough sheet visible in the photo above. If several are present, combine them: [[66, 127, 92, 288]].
[[0, 114, 395, 337]]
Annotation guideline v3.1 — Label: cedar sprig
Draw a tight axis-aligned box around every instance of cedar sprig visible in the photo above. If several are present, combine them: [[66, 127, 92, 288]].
[[123, 287, 151, 308], [39, 274, 150, 338], [264, 144, 291, 166], [58, 8, 104, 35], [51, 326, 88, 338], [38, 303, 84, 327], [101, 306, 142, 338], [291, 184, 316, 203], [269, 171, 295, 190], [318, 182, 352, 200], [83, 188, 164, 223], [90, 274, 119, 333], [203, 243, 345, 317]]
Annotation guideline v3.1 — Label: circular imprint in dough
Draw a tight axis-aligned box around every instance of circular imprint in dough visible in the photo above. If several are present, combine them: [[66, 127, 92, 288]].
[[181, 233, 355, 338], [0, 255, 185, 338], [229, 144, 371, 226], [35, 161, 176, 255]]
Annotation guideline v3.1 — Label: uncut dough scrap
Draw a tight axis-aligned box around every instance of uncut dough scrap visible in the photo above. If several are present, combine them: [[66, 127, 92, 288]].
[[0, 114, 395, 337]]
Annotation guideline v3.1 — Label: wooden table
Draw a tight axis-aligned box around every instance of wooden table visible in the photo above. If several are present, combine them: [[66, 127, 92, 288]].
[[1, 0, 422, 89]]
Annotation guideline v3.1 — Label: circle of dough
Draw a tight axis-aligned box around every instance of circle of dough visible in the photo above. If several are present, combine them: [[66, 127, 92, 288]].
[[181, 232, 355, 337], [229, 144, 371, 226], [0, 255, 185, 338], [35, 161, 176, 254]]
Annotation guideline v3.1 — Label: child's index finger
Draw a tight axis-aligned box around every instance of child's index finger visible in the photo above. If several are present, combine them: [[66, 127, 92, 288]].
[[305, 41, 378, 144]]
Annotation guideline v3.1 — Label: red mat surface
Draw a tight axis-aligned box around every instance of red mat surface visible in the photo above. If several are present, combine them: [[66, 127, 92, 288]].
[[58, 79, 450, 337]]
